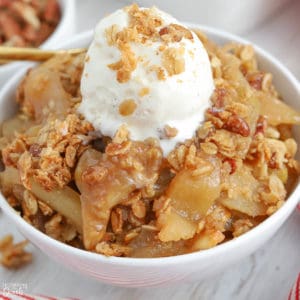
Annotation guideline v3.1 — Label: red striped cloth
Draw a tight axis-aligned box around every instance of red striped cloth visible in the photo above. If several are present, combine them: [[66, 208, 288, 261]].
[[0, 290, 78, 300], [289, 273, 300, 300]]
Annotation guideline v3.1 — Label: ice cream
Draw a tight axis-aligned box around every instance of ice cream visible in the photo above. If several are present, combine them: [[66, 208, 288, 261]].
[[79, 4, 214, 155]]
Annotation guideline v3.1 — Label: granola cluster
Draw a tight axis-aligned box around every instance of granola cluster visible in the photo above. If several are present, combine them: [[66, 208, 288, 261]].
[[2, 114, 93, 191], [0, 235, 32, 269], [0, 27, 299, 257], [105, 4, 195, 85]]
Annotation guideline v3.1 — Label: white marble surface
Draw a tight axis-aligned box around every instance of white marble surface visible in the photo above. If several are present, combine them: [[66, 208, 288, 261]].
[[0, 0, 300, 299]]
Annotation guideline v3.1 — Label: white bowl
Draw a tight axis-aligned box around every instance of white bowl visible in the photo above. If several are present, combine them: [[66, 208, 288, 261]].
[[0, 0, 75, 86], [0, 25, 299, 288], [135, 0, 289, 34]]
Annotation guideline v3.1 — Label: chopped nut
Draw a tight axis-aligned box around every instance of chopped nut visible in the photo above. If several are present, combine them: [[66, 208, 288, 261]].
[[113, 124, 130, 144], [162, 47, 185, 76], [164, 125, 178, 138], [159, 23, 193, 43], [223, 158, 237, 175], [255, 115, 267, 135], [223, 115, 250, 137], [29, 143, 41, 157], [119, 99, 137, 116], [246, 71, 264, 90]]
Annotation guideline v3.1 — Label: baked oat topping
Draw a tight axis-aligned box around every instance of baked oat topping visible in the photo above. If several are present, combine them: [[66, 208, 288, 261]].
[[0, 235, 32, 269], [105, 4, 196, 83], [162, 47, 185, 76], [149, 65, 166, 80], [159, 23, 193, 43], [108, 43, 137, 83]]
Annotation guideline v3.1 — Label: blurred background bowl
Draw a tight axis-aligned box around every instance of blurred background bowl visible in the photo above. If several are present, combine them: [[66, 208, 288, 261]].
[[136, 0, 290, 34], [0, 0, 75, 86]]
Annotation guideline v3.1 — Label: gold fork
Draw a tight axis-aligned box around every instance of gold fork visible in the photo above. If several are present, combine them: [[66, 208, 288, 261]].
[[0, 47, 86, 64]]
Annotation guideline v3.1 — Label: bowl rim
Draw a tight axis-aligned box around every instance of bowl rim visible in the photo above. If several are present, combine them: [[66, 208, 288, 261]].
[[0, 24, 299, 267], [0, 0, 74, 72]]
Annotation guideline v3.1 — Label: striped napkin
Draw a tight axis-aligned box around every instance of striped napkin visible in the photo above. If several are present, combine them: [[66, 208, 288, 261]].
[[0, 290, 78, 300], [289, 205, 300, 300], [289, 273, 300, 300]]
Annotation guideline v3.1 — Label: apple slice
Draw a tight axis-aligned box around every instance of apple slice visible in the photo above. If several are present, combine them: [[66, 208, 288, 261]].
[[75, 142, 162, 250], [157, 155, 221, 242], [258, 92, 300, 126]]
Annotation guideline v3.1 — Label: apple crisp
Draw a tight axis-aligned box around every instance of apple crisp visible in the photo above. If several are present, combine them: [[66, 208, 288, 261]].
[[0, 32, 299, 258]]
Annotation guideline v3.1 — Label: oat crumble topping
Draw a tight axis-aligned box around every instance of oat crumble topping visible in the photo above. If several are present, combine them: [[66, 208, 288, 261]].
[[105, 4, 195, 82]]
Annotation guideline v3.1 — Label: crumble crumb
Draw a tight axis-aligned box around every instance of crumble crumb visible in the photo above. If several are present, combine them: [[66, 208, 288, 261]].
[[139, 87, 150, 97], [162, 47, 185, 76], [164, 125, 178, 138], [0, 235, 32, 269], [119, 99, 137, 116]]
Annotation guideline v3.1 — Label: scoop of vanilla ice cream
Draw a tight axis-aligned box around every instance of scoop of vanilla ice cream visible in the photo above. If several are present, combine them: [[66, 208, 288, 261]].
[[79, 5, 214, 155]]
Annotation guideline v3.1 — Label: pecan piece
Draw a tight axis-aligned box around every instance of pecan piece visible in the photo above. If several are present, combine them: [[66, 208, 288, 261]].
[[0, 12, 22, 40], [268, 153, 278, 169], [223, 115, 250, 137], [43, 0, 60, 24], [255, 115, 267, 135], [211, 87, 227, 108], [159, 23, 193, 42], [29, 143, 41, 157], [223, 158, 237, 174], [246, 71, 264, 90]]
